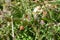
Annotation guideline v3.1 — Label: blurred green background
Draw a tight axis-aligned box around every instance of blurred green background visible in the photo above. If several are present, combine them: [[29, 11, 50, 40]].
[[0, 0, 60, 40]]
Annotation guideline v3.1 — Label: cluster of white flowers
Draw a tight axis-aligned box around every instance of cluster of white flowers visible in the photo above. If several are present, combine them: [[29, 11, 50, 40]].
[[33, 6, 43, 19], [33, 6, 43, 13]]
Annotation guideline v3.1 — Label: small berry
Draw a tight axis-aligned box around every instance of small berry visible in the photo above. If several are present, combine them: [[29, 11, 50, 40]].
[[20, 26, 24, 31]]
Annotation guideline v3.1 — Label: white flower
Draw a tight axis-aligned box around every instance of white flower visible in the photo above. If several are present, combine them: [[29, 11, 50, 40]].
[[33, 6, 43, 14], [33, 6, 43, 19], [33, 6, 40, 13]]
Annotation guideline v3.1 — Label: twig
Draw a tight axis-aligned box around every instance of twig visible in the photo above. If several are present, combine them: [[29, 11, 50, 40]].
[[5, 0, 15, 40], [11, 16, 14, 40]]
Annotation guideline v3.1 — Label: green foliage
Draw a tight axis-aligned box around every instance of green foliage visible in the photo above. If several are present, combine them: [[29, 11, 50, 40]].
[[0, 0, 60, 40]]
